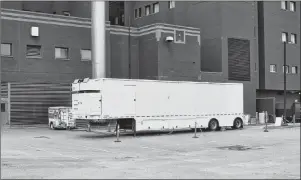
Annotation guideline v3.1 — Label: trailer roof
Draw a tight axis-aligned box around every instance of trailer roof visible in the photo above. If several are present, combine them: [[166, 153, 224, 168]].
[[85, 78, 243, 86]]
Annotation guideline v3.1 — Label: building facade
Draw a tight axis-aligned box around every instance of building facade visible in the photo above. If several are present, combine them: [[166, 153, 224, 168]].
[[1, 1, 300, 117]]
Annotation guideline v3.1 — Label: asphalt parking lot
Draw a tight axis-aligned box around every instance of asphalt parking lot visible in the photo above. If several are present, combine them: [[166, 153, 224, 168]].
[[1, 126, 300, 179]]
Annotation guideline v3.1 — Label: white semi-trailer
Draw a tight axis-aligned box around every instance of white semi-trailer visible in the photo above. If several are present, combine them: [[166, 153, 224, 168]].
[[72, 78, 245, 134]]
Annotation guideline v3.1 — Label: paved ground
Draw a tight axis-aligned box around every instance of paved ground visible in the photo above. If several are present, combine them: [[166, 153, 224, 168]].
[[1, 126, 300, 179]]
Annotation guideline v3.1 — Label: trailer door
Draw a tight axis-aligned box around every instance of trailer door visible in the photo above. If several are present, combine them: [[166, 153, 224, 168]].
[[122, 85, 136, 116]]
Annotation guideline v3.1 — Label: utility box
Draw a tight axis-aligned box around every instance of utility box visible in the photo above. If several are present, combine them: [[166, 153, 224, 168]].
[[48, 107, 75, 130]]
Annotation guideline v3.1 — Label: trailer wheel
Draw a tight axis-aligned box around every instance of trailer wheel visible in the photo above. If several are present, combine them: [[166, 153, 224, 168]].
[[208, 119, 219, 131], [233, 118, 243, 129]]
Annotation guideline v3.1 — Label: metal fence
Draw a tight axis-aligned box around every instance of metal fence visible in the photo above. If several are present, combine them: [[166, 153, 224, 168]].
[[2, 82, 72, 126]]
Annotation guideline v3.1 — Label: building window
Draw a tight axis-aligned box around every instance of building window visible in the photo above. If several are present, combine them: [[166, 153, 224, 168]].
[[292, 66, 298, 74], [270, 64, 277, 73], [283, 65, 289, 73], [134, 8, 142, 18], [282, 32, 288, 42], [1, 43, 12, 56], [81, 49, 92, 61], [138, 8, 142, 17], [289, 1, 296, 11], [281, 1, 287, 10], [168, 1, 175, 9], [55, 47, 69, 59], [145, 5, 151, 16], [153, 2, 159, 13], [134, 9, 138, 18], [26, 45, 42, 58], [290, 33, 297, 44]]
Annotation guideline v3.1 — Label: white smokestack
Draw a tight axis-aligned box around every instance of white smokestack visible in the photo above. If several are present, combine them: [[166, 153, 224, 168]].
[[91, 1, 106, 79]]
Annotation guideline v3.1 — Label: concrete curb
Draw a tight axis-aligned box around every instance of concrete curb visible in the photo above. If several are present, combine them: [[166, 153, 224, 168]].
[[245, 123, 300, 130]]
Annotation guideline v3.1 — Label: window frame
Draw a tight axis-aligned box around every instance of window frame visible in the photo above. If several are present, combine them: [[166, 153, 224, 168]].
[[152, 2, 159, 14], [283, 65, 290, 74], [270, 64, 277, 73], [80, 49, 92, 61], [55, 47, 69, 60], [168, 1, 176, 9], [290, 33, 297, 44], [138, 7, 142, 17], [134, 9, 138, 19], [289, 1, 296, 12], [1, 43, 12, 57], [134, 7, 142, 19], [281, 1, 287, 10], [26, 44, 42, 59], [145, 5, 151, 16], [292, 66, 298, 74], [281, 32, 288, 43]]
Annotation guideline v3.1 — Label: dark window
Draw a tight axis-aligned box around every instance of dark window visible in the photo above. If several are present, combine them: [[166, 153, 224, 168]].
[[1, 103, 5, 112], [26, 45, 42, 58], [138, 8, 142, 17], [134, 9, 138, 18], [228, 38, 251, 81]]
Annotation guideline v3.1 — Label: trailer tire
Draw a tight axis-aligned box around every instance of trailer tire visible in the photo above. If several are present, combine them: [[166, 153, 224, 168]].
[[233, 118, 243, 129], [208, 119, 219, 131]]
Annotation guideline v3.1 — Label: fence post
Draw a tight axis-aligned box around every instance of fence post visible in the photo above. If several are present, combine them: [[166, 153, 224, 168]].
[[256, 112, 259, 125], [192, 122, 198, 138], [8, 83, 11, 127]]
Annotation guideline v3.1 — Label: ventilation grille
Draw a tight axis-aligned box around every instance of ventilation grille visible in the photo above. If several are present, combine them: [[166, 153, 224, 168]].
[[228, 38, 251, 81]]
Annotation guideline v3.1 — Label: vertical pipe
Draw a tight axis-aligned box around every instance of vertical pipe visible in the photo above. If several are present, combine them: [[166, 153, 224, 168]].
[[128, 16, 131, 79], [0, 1, 2, 126], [91, 1, 106, 79], [283, 42, 287, 125], [8, 83, 11, 127]]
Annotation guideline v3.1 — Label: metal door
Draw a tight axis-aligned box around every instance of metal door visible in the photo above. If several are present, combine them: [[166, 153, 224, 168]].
[[1, 99, 9, 125]]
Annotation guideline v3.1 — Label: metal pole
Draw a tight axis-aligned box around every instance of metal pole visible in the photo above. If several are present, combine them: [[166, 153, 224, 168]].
[[283, 42, 287, 126], [91, 1, 106, 79], [87, 123, 91, 132], [115, 123, 121, 142], [0, 1, 2, 130], [193, 122, 198, 138], [128, 16, 131, 79], [264, 111, 268, 132]]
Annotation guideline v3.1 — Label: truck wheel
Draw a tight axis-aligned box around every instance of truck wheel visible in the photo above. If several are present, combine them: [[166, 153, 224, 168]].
[[233, 118, 243, 129], [208, 119, 219, 131]]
